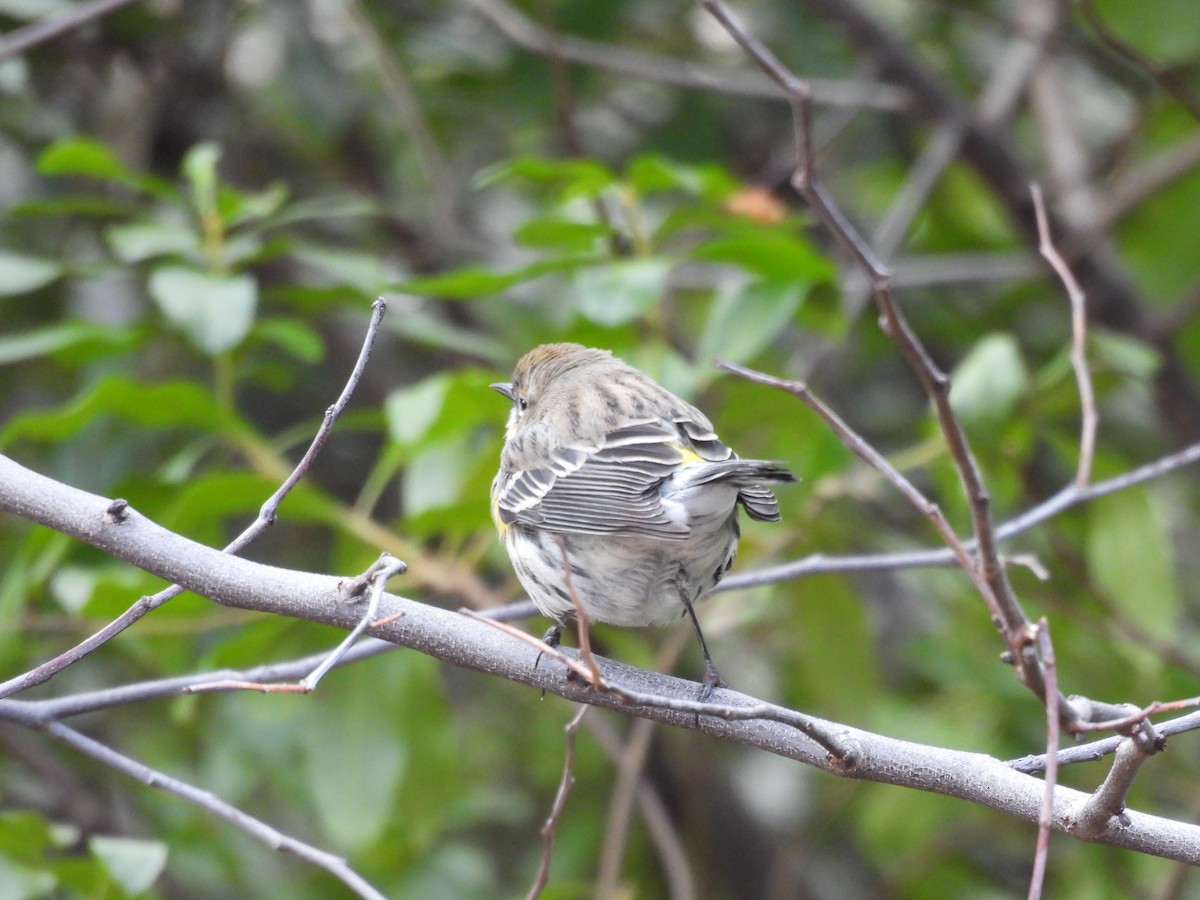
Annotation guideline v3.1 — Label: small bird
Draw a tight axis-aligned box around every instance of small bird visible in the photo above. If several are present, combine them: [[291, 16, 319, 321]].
[[490, 343, 795, 696]]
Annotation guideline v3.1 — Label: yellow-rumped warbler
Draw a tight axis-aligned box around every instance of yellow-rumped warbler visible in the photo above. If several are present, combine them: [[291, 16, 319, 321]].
[[491, 343, 795, 694]]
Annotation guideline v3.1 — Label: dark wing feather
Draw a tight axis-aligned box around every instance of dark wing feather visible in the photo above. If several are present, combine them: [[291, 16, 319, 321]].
[[675, 415, 785, 521], [495, 421, 689, 539]]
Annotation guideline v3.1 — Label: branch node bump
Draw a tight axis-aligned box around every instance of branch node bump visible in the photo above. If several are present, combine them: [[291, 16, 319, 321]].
[[105, 498, 130, 523]]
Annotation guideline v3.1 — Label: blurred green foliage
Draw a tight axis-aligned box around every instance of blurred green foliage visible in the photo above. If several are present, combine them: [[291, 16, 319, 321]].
[[1, 1, 1200, 898]]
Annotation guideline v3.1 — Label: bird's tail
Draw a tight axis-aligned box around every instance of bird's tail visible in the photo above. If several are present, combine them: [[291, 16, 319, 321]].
[[675, 459, 796, 522]]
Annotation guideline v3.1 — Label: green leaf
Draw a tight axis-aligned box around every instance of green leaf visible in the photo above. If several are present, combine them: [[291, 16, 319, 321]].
[[219, 182, 288, 228], [473, 156, 617, 199], [572, 258, 670, 326], [1087, 490, 1178, 643], [0, 322, 131, 366], [698, 280, 804, 369], [288, 239, 391, 294], [400, 266, 517, 298], [89, 835, 168, 895], [0, 250, 62, 295], [691, 232, 834, 283], [106, 219, 201, 263], [36, 137, 131, 181], [626, 154, 736, 199], [302, 669, 407, 852], [1090, 329, 1161, 380], [948, 333, 1029, 426], [513, 218, 611, 252], [385, 374, 450, 446], [258, 194, 382, 229], [0, 376, 227, 445], [400, 256, 595, 299], [148, 266, 258, 355], [404, 437, 470, 514], [182, 142, 222, 220], [250, 317, 324, 363], [0, 856, 56, 899]]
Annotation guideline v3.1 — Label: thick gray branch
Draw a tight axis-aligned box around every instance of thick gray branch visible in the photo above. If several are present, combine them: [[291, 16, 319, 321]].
[[3, 453, 1200, 864]]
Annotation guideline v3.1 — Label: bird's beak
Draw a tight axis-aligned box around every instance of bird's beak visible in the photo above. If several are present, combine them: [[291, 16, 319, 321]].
[[490, 382, 515, 401]]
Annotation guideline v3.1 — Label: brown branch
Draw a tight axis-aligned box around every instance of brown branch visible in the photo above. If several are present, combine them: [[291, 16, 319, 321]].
[[1032, 184, 1098, 486], [719, 439, 1200, 590], [468, 0, 908, 110], [0, 0, 143, 61], [1028, 619, 1060, 900], [795, 0, 1200, 442], [528, 704, 589, 900], [0, 712, 387, 900], [1078, 0, 1200, 124], [699, 0, 1058, 719]]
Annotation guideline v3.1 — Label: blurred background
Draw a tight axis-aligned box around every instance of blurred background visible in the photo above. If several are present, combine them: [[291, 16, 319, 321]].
[[2, 0, 1200, 897]]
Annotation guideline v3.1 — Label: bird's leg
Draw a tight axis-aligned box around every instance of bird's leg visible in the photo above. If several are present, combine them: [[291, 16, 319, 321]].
[[541, 620, 563, 650], [678, 585, 723, 701], [535, 618, 568, 675]]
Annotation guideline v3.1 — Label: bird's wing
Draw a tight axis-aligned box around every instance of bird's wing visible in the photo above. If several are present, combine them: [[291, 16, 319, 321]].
[[494, 420, 691, 539]]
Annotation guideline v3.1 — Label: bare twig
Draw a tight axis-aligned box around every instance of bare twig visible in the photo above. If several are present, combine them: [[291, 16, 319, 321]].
[[1032, 184, 1098, 486], [556, 535, 606, 690], [586, 714, 696, 900], [466, 0, 907, 111], [1078, 0, 1200, 124], [0, 0, 143, 61], [719, 429, 1200, 587], [1070, 696, 1200, 735], [301, 553, 407, 690], [5, 715, 387, 900], [700, 0, 1072, 722], [851, 1, 1056, 312], [528, 704, 589, 900], [1096, 136, 1200, 236], [1070, 729, 1164, 839], [0, 298, 388, 700], [715, 360, 1001, 604], [344, 4, 462, 242], [597, 717, 659, 895], [1028, 619, 1060, 900]]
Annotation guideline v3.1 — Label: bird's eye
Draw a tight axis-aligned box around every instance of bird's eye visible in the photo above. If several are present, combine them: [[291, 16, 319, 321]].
[[518, 397, 529, 412]]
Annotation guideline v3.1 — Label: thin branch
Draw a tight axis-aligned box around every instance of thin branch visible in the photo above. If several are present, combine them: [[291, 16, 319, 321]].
[[0, 298, 388, 700], [1028, 619, 1060, 900], [597, 716, 659, 896], [556, 535, 606, 689], [9, 716, 386, 900], [345, 3, 462, 242], [1078, 0, 1200, 124], [0, 0, 142, 61], [528, 704, 589, 900], [1032, 184, 1098, 486], [586, 713, 696, 900], [1070, 696, 1200, 735], [697, 3, 1044, 709], [1070, 725, 1165, 839], [720, 439, 1200, 591], [851, 1, 1056, 312], [300, 553, 406, 691], [715, 360, 996, 597], [466, 0, 907, 111]]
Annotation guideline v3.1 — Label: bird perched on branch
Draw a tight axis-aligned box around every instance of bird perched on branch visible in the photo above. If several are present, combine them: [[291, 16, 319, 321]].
[[491, 343, 795, 696]]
